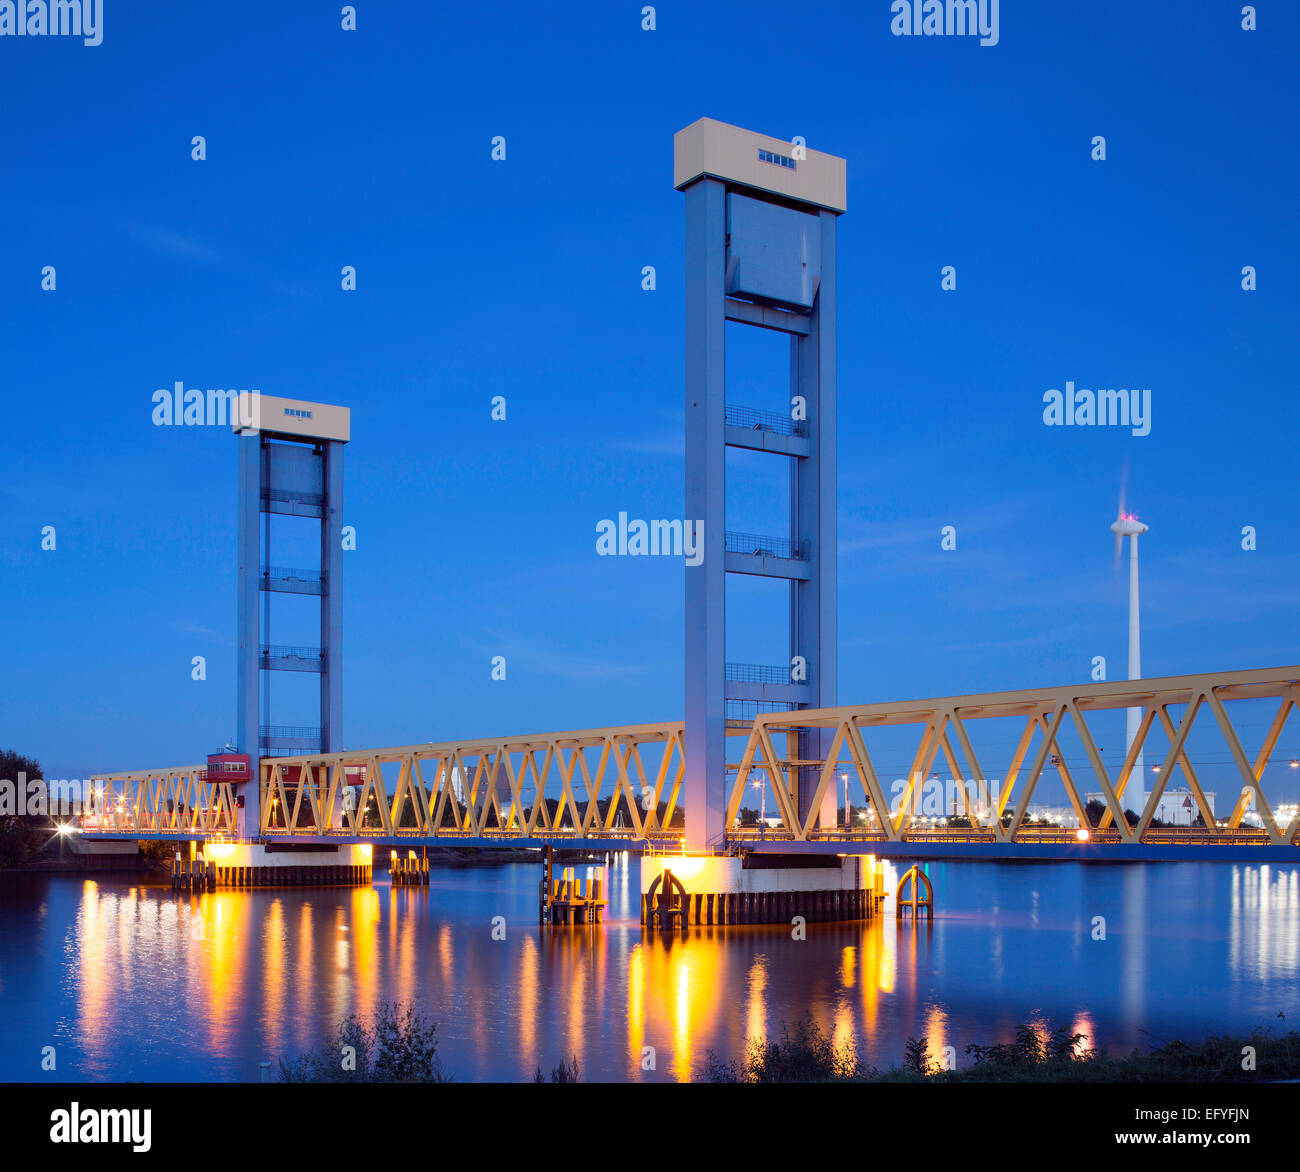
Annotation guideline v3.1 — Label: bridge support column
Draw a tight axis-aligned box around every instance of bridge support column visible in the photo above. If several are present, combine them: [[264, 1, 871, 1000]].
[[236, 433, 261, 839], [792, 208, 838, 830], [677, 121, 844, 849], [233, 397, 350, 832], [683, 175, 728, 852]]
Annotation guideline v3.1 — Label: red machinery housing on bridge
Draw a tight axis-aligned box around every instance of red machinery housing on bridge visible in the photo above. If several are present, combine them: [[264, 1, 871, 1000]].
[[204, 751, 251, 803]]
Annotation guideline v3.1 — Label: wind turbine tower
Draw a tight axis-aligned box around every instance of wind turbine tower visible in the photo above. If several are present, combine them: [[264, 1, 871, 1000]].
[[1112, 511, 1150, 814]]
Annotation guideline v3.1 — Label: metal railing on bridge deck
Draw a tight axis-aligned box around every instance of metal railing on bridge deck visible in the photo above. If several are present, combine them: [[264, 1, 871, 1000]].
[[79, 765, 238, 836], [727, 665, 1300, 847], [76, 666, 1300, 849], [257, 722, 688, 841], [729, 825, 1275, 847]]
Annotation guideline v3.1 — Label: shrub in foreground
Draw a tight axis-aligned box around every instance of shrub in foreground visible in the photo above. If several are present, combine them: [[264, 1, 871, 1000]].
[[702, 1016, 1300, 1084], [279, 1000, 450, 1083]]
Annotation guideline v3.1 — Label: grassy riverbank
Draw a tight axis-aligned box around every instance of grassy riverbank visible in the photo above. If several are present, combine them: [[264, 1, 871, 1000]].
[[280, 1002, 1300, 1084], [703, 1018, 1300, 1083]]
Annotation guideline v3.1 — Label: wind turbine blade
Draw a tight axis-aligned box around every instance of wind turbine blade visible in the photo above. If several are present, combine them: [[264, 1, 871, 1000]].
[[1113, 463, 1128, 575]]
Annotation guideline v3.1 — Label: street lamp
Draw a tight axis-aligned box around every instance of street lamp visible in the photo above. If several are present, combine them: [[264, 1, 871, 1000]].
[[840, 771, 850, 832]]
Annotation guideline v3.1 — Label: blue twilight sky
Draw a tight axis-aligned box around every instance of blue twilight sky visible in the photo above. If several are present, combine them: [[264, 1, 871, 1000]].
[[1, 1, 1298, 804]]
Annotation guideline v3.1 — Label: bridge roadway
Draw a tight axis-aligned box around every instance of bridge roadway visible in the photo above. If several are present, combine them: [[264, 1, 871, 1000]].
[[77, 665, 1300, 862]]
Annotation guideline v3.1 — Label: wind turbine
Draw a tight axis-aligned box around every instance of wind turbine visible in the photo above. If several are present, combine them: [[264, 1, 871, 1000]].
[[1112, 495, 1149, 816]]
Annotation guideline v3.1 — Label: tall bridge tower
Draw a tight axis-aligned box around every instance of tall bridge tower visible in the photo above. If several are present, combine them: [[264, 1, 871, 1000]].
[[233, 394, 350, 838], [676, 118, 846, 851]]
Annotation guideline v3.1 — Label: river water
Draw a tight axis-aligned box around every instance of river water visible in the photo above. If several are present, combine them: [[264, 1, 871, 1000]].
[[0, 858, 1296, 1082]]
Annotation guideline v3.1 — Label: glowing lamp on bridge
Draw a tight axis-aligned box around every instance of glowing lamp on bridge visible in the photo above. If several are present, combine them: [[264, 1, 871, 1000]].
[[1076, 828, 1090, 842], [206, 842, 237, 862], [659, 855, 705, 881]]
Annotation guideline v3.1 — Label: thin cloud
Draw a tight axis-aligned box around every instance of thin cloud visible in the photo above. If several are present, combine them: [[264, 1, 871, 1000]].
[[173, 621, 231, 644], [455, 628, 654, 684], [128, 223, 220, 262]]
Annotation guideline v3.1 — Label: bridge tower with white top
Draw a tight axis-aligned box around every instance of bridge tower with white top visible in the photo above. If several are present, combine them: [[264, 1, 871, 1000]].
[[233, 394, 350, 838], [676, 118, 846, 850]]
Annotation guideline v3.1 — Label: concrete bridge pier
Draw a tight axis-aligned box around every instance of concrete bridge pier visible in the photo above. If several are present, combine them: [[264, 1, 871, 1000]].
[[179, 841, 372, 888], [641, 853, 884, 928]]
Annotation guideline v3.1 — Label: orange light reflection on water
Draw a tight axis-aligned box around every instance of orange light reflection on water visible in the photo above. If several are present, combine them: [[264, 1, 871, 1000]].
[[68, 875, 917, 1081], [745, 954, 768, 1046]]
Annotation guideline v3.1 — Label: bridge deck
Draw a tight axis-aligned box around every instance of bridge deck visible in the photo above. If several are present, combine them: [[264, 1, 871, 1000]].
[[76, 665, 1300, 855]]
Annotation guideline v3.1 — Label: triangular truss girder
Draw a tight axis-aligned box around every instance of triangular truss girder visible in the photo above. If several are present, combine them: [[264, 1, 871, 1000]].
[[77, 667, 1300, 847]]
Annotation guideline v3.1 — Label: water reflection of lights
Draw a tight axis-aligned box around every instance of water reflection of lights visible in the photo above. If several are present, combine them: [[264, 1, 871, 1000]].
[[74, 882, 110, 1070], [263, 900, 287, 1055], [673, 953, 699, 1081], [925, 1004, 948, 1068], [72, 871, 910, 1084], [745, 955, 768, 1043], [877, 948, 894, 994], [199, 894, 239, 1057], [519, 934, 540, 1076], [565, 936, 588, 1064], [833, 997, 855, 1057], [1230, 865, 1300, 978], [1070, 1010, 1096, 1053], [676, 963, 690, 1045], [626, 945, 645, 1077], [58, 856, 1298, 1083]]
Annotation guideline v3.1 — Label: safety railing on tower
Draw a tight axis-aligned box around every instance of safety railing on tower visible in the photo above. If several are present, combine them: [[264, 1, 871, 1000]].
[[725, 403, 806, 437], [724, 531, 808, 561], [726, 663, 792, 685]]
